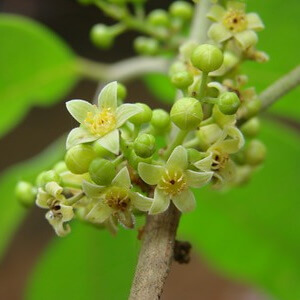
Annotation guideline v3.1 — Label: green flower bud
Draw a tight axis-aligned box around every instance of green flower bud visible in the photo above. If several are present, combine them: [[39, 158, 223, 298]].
[[134, 134, 156, 158], [245, 99, 262, 118], [89, 158, 116, 185], [169, 1, 193, 21], [129, 103, 152, 125], [36, 170, 61, 187], [53, 161, 68, 174], [171, 71, 193, 89], [187, 148, 204, 163], [90, 24, 114, 49], [218, 92, 240, 115], [241, 117, 260, 137], [169, 61, 187, 77], [244, 140, 266, 166], [151, 109, 171, 130], [128, 149, 152, 169], [134, 37, 159, 56], [191, 44, 223, 73], [170, 97, 203, 130], [93, 141, 114, 158], [65, 144, 96, 174], [147, 9, 170, 27], [117, 83, 127, 101], [15, 181, 36, 207]]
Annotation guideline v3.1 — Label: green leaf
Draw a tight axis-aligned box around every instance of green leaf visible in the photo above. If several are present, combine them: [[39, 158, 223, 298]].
[[179, 121, 300, 300], [143, 73, 175, 104], [25, 222, 139, 300], [243, 0, 300, 119], [0, 14, 78, 138], [0, 137, 65, 259]]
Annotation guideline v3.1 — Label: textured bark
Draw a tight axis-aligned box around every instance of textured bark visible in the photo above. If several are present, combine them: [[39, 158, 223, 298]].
[[129, 204, 181, 300]]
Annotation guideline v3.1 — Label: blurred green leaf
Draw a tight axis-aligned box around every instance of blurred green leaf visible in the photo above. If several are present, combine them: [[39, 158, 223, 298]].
[[25, 223, 139, 300], [0, 14, 78, 138], [179, 121, 300, 300], [0, 137, 65, 259]]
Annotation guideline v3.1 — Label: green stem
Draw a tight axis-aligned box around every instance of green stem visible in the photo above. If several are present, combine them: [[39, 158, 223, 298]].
[[201, 97, 218, 105], [200, 116, 214, 126], [163, 130, 188, 160], [199, 72, 208, 99], [183, 137, 199, 148]]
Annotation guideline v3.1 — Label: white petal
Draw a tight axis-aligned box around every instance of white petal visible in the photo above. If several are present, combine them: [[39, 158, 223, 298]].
[[82, 180, 106, 198], [45, 182, 63, 199], [207, 4, 226, 21], [112, 167, 131, 189], [186, 170, 213, 188], [66, 127, 97, 150], [208, 23, 232, 43], [97, 129, 120, 155], [217, 126, 245, 154], [149, 189, 170, 215], [194, 153, 213, 172], [36, 188, 50, 208], [116, 104, 142, 128], [87, 203, 112, 223], [172, 189, 195, 213], [131, 192, 153, 212], [117, 210, 135, 229], [98, 81, 117, 111], [166, 146, 188, 170], [234, 30, 258, 50], [138, 163, 164, 185], [66, 100, 97, 124], [246, 13, 264, 31]]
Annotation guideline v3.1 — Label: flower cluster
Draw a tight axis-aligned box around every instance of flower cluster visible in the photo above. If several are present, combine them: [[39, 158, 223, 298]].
[[16, 1, 267, 237]]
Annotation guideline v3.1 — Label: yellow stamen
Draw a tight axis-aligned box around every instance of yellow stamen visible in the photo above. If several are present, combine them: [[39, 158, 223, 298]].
[[158, 168, 187, 196], [211, 149, 229, 171], [105, 187, 130, 212], [222, 9, 247, 33]]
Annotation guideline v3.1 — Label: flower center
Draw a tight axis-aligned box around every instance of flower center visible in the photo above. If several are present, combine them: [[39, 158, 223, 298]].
[[222, 9, 247, 33], [158, 168, 187, 196], [211, 149, 229, 171], [84, 108, 116, 137], [104, 187, 130, 211]]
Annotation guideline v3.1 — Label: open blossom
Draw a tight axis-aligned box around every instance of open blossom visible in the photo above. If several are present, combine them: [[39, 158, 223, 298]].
[[207, 1, 264, 50], [83, 167, 152, 229], [138, 146, 213, 215], [66, 81, 142, 154], [36, 182, 76, 237]]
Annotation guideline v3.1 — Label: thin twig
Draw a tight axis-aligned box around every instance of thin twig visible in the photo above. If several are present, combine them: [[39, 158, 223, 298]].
[[77, 56, 170, 83]]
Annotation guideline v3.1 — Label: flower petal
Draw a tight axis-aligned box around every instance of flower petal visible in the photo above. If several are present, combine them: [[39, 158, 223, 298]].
[[112, 167, 131, 189], [234, 30, 258, 50], [207, 5, 226, 21], [36, 188, 50, 208], [138, 163, 164, 185], [149, 188, 170, 215], [194, 152, 213, 172], [217, 126, 245, 153], [66, 100, 97, 124], [246, 13, 264, 31], [117, 210, 135, 229], [208, 23, 232, 43], [166, 146, 188, 170], [130, 192, 153, 212], [66, 127, 97, 150], [98, 81, 118, 111], [87, 203, 112, 223], [186, 170, 213, 188], [45, 182, 63, 199], [82, 180, 106, 198], [116, 104, 143, 128], [97, 129, 120, 155], [227, 1, 245, 10], [172, 189, 195, 213]]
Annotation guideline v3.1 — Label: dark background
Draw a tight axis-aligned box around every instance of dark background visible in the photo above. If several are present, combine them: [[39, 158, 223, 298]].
[[0, 0, 269, 299]]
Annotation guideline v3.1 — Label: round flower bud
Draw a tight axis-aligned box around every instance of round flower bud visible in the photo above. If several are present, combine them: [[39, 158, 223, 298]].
[[36, 170, 61, 187], [15, 181, 36, 207], [169, 1, 193, 21], [245, 99, 261, 118], [218, 92, 240, 115], [171, 71, 193, 89], [129, 103, 152, 125], [93, 142, 113, 158], [117, 83, 127, 101], [191, 44, 224, 73], [65, 144, 96, 174], [53, 161, 68, 174], [151, 109, 170, 130], [134, 134, 156, 158], [89, 158, 116, 185], [134, 37, 159, 56], [90, 24, 114, 49], [147, 9, 170, 27], [169, 61, 186, 77], [170, 97, 203, 130], [244, 140, 266, 166], [241, 117, 260, 137], [128, 149, 152, 169]]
